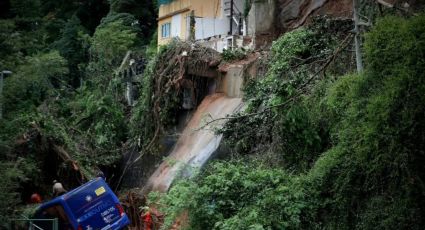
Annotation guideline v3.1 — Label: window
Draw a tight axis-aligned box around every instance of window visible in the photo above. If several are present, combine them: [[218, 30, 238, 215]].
[[161, 23, 171, 38]]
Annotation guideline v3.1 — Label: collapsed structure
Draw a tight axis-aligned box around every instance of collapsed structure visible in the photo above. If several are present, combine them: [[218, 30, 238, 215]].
[[156, 0, 354, 51]]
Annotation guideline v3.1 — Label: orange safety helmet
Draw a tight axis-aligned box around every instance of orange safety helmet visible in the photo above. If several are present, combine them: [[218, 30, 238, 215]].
[[30, 193, 42, 203]]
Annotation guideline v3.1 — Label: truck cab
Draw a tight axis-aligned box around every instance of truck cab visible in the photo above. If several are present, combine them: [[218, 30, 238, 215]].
[[34, 178, 130, 230]]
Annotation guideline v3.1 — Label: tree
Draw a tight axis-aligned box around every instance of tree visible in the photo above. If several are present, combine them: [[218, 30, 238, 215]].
[[10, 0, 41, 18], [55, 15, 89, 87], [108, 0, 157, 42], [88, 16, 138, 80], [2, 51, 68, 116]]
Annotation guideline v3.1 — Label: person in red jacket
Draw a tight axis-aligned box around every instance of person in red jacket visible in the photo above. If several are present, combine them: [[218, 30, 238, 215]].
[[141, 207, 153, 230], [30, 193, 42, 203]]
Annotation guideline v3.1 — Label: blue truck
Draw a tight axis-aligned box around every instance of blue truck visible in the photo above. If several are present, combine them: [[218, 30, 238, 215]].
[[33, 178, 130, 230]]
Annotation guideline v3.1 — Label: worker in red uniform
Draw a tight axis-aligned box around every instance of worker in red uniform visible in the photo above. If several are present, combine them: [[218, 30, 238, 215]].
[[30, 193, 42, 203], [141, 207, 153, 230]]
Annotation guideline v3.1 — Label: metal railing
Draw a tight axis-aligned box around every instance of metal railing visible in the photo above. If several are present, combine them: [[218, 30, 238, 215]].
[[9, 218, 58, 230]]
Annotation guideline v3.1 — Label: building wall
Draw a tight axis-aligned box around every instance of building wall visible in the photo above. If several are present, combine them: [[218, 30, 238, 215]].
[[158, 0, 227, 46], [159, 0, 223, 18], [195, 16, 229, 40], [159, 0, 191, 17], [191, 0, 223, 18], [171, 13, 182, 37], [158, 17, 173, 46]]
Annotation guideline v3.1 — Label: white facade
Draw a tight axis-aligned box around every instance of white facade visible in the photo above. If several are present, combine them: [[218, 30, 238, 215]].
[[194, 17, 229, 40], [171, 14, 182, 38]]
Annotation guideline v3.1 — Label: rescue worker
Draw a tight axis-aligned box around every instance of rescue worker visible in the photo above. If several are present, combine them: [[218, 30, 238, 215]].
[[30, 193, 42, 203], [141, 206, 153, 230], [96, 170, 106, 180], [52, 180, 67, 196]]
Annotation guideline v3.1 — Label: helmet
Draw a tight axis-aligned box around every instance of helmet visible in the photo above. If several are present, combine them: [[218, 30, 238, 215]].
[[30, 193, 42, 203]]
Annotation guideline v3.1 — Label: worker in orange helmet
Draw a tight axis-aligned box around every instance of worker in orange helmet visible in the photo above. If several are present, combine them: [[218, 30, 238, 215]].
[[30, 193, 42, 203], [140, 206, 153, 230]]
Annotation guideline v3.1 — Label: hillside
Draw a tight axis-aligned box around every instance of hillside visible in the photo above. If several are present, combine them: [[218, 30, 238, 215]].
[[155, 14, 425, 229], [0, 0, 425, 229]]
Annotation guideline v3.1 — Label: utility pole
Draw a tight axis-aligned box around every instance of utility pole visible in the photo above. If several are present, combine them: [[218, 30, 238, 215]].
[[0, 70, 12, 119], [353, 0, 364, 73]]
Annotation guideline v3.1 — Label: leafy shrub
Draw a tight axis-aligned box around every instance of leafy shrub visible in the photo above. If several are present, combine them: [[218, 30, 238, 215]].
[[157, 161, 308, 230], [221, 48, 249, 61], [0, 158, 42, 228], [69, 86, 127, 150], [220, 23, 344, 172], [306, 14, 425, 229], [88, 17, 138, 79], [0, 161, 25, 228], [2, 51, 68, 116]]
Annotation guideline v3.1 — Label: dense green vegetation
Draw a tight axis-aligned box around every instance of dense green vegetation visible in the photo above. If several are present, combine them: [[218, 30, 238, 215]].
[[1, 0, 424, 229], [0, 0, 157, 225], [153, 14, 425, 229]]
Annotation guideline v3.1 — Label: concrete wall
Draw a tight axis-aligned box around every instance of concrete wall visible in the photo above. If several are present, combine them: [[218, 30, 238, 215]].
[[218, 64, 244, 98], [247, 0, 276, 35], [196, 37, 229, 53], [247, 0, 276, 48]]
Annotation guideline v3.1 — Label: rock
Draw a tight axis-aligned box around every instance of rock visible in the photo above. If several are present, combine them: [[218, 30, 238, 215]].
[[276, 0, 352, 32]]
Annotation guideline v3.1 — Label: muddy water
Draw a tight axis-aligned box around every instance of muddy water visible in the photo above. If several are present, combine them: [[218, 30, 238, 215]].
[[144, 93, 242, 192]]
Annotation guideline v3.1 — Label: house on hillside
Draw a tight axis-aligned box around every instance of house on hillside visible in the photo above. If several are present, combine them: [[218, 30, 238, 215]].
[[157, 0, 250, 52]]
